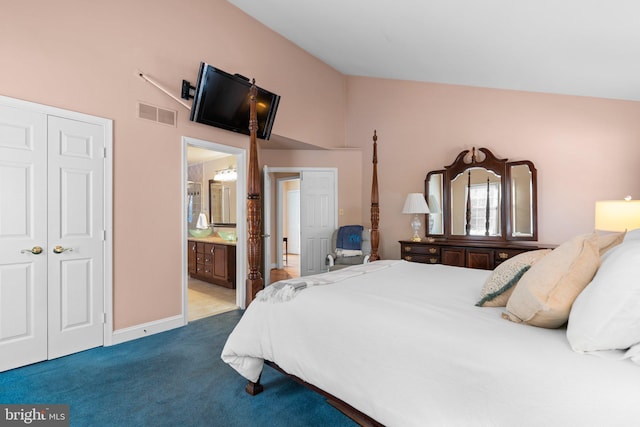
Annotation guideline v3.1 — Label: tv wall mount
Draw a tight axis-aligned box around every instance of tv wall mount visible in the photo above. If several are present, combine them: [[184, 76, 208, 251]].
[[181, 80, 195, 100]]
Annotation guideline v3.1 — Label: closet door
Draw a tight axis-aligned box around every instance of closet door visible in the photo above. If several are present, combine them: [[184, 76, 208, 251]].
[[0, 103, 106, 372], [47, 116, 104, 359], [0, 105, 48, 371]]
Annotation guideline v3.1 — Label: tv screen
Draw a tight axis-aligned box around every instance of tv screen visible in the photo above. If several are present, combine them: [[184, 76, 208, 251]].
[[189, 63, 280, 140]]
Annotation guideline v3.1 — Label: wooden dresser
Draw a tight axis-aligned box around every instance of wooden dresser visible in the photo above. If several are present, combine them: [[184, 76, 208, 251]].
[[399, 239, 550, 270], [188, 239, 236, 288]]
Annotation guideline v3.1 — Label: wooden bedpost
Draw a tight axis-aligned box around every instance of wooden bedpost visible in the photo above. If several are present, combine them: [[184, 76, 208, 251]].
[[370, 130, 380, 261], [246, 80, 263, 307]]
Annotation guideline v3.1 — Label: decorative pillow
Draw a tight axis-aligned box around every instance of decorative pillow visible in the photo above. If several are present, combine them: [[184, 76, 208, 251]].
[[597, 231, 625, 256], [567, 239, 640, 352], [476, 249, 551, 307], [502, 233, 600, 328]]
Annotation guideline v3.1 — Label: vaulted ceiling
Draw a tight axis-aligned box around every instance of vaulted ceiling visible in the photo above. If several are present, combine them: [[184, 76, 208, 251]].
[[229, 0, 640, 101]]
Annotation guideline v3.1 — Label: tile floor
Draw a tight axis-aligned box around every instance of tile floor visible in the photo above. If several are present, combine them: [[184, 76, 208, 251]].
[[187, 254, 300, 321]]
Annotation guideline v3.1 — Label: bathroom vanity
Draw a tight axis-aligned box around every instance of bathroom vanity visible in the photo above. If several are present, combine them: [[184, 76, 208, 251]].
[[188, 237, 236, 289]]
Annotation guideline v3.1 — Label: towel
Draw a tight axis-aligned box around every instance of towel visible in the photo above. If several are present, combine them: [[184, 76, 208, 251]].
[[256, 260, 402, 303], [196, 212, 209, 229], [337, 225, 363, 250]]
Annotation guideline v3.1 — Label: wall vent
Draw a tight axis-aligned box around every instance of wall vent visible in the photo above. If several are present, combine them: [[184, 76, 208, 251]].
[[137, 102, 176, 127]]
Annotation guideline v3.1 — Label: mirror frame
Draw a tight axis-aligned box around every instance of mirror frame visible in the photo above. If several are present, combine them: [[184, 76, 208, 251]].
[[424, 147, 537, 242]]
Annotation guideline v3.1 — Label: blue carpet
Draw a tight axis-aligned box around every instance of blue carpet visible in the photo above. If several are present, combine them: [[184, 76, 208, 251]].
[[0, 310, 356, 427]]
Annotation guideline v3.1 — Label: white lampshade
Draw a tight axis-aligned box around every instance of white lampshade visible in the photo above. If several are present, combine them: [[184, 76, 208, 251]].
[[402, 193, 430, 214], [595, 199, 640, 232]]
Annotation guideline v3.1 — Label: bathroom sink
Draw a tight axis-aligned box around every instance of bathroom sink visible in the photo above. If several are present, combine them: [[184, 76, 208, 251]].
[[217, 231, 236, 241], [189, 228, 212, 238]]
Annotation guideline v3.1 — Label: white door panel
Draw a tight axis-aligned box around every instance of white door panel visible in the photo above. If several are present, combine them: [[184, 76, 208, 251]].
[[300, 170, 336, 276], [0, 105, 48, 371], [47, 116, 104, 359]]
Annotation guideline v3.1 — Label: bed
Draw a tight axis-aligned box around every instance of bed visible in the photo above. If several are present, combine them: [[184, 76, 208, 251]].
[[222, 258, 640, 426], [227, 84, 640, 426]]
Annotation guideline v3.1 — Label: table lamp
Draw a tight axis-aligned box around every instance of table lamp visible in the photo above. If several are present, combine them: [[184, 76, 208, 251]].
[[595, 196, 640, 232], [402, 193, 430, 242]]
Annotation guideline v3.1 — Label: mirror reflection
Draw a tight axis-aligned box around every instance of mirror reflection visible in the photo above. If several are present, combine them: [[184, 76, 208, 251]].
[[509, 162, 534, 238], [209, 179, 237, 225], [426, 171, 444, 235], [450, 167, 501, 236]]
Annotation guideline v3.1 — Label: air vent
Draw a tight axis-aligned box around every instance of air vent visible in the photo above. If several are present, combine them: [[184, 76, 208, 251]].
[[137, 102, 176, 127]]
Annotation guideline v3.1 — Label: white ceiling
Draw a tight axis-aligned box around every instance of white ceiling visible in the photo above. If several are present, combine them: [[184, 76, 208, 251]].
[[229, 0, 640, 101]]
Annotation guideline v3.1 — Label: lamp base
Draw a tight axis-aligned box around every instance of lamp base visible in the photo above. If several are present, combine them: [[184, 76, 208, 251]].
[[410, 214, 423, 242]]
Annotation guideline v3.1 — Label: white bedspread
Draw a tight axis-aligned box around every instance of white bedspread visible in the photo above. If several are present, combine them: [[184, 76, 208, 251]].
[[221, 261, 640, 427]]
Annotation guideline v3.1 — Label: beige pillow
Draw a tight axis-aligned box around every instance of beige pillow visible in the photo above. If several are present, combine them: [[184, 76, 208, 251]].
[[502, 233, 601, 328], [476, 249, 551, 307], [597, 231, 625, 256]]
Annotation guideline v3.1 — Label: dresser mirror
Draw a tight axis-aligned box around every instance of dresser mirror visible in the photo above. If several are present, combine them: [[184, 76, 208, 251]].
[[424, 148, 537, 241]]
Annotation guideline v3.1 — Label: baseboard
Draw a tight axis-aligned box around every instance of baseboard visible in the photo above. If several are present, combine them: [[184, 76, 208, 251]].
[[110, 314, 186, 346]]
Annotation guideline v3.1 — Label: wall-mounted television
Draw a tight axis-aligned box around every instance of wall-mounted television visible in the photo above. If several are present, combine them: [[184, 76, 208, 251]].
[[189, 62, 280, 140]]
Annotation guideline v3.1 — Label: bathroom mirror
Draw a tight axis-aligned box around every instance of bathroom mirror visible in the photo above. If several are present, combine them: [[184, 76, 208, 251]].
[[424, 148, 537, 241], [209, 179, 237, 226]]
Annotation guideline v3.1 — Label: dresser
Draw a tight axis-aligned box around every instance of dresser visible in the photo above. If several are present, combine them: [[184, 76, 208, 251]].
[[188, 239, 236, 288], [399, 240, 550, 270]]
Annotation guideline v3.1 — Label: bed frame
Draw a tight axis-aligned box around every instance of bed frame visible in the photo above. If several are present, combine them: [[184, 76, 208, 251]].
[[243, 81, 382, 425]]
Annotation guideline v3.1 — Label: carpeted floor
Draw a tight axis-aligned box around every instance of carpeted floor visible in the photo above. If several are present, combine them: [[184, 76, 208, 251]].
[[0, 310, 356, 427]]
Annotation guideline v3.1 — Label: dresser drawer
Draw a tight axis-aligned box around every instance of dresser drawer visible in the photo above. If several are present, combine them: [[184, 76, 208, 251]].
[[402, 244, 440, 256], [494, 249, 527, 265], [403, 254, 440, 264]]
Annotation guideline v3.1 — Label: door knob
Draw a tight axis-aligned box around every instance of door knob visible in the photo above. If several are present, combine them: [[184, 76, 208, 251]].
[[21, 246, 43, 255], [53, 245, 73, 254]]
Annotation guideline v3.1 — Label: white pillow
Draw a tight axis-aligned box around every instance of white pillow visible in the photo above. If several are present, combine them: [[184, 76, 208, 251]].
[[623, 228, 640, 242], [567, 239, 640, 352]]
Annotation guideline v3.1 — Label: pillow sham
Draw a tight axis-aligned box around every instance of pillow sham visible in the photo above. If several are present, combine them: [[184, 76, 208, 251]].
[[597, 231, 625, 256], [567, 239, 640, 352], [502, 233, 600, 328], [476, 249, 551, 307]]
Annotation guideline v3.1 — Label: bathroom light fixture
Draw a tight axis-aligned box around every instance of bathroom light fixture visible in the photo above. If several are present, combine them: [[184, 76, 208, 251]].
[[402, 193, 430, 242], [214, 167, 237, 182]]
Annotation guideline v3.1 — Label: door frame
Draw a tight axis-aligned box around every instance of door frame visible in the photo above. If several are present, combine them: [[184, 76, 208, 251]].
[[182, 137, 247, 312], [264, 167, 337, 281], [0, 95, 114, 346]]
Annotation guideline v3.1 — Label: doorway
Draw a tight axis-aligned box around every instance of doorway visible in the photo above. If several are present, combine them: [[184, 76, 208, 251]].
[[264, 167, 337, 284], [183, 137, 247, 321]]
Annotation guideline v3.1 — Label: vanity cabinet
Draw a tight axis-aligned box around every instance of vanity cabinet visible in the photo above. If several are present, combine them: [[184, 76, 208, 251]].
[[188, 240, 236, 288], [399, 240, 547, 270]]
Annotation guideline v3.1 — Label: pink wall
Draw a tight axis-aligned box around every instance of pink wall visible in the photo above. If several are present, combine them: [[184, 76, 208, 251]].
[[346, 77, 640, 259], [4, 0, 640, 332], [1, 0, 347, 330]]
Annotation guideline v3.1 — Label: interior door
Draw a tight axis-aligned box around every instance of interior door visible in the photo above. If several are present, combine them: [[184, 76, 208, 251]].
[[0, 105, 48, 371], [0, 103, 105, 372], [47, 116, 104, 359], [300, 170, 337, 276]]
